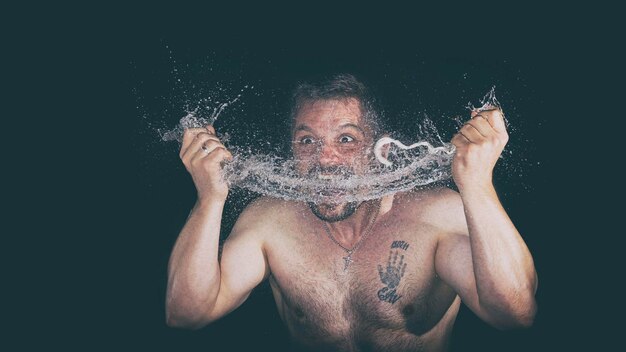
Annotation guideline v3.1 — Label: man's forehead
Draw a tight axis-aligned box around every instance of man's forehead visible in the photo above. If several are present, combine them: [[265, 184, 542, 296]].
[[295, 98, 363, 124]]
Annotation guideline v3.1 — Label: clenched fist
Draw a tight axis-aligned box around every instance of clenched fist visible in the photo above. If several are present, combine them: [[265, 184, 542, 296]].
[[180, 125, 233, 203], [451, 107, 509, 191]]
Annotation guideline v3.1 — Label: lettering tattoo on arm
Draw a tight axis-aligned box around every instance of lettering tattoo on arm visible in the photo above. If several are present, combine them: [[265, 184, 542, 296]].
[[377, 240, 410, 304]]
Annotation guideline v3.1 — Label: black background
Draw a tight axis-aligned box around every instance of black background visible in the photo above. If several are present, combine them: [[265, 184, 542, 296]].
[[7, 5, 618, 351]]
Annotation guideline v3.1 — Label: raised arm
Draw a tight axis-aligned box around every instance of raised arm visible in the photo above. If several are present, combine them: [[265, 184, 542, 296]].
[[165, 126, 269, 329], [435, 108, 537, 330]]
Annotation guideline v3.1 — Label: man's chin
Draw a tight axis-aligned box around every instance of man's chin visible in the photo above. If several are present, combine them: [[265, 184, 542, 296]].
[[308, 202, 358, 223]]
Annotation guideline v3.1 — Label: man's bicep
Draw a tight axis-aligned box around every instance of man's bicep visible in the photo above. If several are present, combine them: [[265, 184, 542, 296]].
[[436, 233, 503, 326], [208, 222, 270, 321], [435, 233, 501, 327]]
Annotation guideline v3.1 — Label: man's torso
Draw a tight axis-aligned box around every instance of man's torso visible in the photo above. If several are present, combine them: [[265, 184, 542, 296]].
[[258, 189, 463, 351]]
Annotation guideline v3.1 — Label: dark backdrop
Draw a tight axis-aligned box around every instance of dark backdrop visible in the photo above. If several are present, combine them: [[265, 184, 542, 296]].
[[11, 9, 616, 351]]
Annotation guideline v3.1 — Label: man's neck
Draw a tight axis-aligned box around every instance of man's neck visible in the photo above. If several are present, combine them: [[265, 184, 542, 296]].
[[325, 199, 380, 244]]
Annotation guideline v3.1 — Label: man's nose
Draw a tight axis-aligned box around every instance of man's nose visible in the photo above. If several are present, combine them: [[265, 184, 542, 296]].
[[317, 143, 341, 165]]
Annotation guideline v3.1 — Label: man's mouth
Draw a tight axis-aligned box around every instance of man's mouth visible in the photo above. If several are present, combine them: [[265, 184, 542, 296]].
[[317, 174, 344, 181], [319, 188, 344, 197], [316, 174, 348, 198], [308, 165, 354, 180], [307, 167, 354, 203]]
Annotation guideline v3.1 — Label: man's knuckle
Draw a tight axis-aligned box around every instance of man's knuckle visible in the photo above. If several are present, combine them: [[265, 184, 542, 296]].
[[195, 132, 209, 140], [215, 150, 231, 161], [184, 128, 201, 137], [478, 119, 490, 128], [209, 140, 224, 148], [209, 147, 226, 157]]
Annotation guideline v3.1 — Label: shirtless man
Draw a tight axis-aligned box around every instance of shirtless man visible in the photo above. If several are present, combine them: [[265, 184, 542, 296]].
[[166, 74, 538, 351]]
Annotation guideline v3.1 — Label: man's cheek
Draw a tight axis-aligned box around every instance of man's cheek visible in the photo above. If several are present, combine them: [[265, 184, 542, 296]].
[[294, 148, 317, 161], [295, 159, 314, 175]]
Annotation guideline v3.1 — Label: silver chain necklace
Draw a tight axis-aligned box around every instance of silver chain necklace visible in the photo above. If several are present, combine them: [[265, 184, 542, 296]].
[[322, 200, 381, 271]]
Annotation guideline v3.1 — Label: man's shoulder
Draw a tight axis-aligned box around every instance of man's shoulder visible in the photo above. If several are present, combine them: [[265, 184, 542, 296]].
[[394, 186, 466, 233], [229, 197, 303, 242], [238, 196, 304, 224], [398, 186, 463, 212]]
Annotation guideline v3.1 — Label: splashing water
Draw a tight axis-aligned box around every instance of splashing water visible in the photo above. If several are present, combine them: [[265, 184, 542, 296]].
[[222, 145, 454, 204], [160, 95, 242, 142], [468, 86, 508, 126], [162, 88, 503, 204]]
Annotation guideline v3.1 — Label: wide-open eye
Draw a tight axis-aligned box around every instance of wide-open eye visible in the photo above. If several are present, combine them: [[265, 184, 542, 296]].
[[339, 135, 355, 143], [300, 136, 315, 145]]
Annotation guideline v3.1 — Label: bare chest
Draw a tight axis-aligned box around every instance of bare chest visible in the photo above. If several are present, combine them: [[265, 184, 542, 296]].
[[266, 218, 459, 349]]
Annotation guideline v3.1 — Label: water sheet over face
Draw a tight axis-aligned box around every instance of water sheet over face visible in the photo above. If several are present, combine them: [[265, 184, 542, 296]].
[[161, 88, 503, 205]]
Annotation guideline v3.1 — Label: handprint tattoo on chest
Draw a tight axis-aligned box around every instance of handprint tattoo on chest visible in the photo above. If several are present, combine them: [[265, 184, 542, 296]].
[[377, 240, 410, 304]]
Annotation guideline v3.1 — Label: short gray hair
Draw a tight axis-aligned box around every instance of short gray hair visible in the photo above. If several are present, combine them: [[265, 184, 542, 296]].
[[290, 74, 384, 139]]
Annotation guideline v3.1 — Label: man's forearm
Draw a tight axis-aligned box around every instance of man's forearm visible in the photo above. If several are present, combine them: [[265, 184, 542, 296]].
[[166, 199, 226, 327], [459, 184, 538, 324]]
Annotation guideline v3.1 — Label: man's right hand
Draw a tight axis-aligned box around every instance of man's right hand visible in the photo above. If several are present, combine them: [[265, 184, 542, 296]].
[[180, 125, 233, 203]]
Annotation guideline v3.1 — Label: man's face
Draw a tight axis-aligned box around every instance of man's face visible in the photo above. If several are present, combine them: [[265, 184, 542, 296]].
[[292, 98, 374, 222]]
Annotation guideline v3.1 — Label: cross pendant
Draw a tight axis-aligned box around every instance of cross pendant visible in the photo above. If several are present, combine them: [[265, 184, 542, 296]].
[[342, 253, 353, 271]]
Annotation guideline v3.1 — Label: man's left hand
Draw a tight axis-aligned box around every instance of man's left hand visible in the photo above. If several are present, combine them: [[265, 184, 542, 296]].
[[450, 107, 509, 191]]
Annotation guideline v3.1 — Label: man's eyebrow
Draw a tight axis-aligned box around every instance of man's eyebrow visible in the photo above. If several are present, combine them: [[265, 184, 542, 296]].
[[339, 123, 365, 134], [293, 123, 365, 134], [293, 125, 314, 134]]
